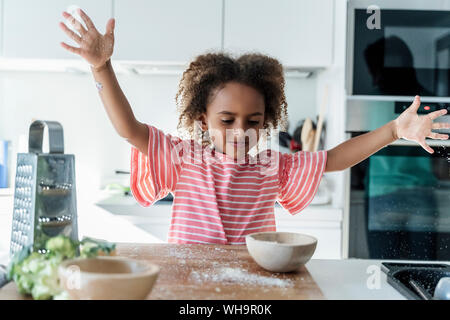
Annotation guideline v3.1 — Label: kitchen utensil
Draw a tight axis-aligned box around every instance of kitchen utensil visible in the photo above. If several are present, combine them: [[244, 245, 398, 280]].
[[434, 277, 450, 300], [58, 256, 160, 300], [309, 85, 330, 204], [245, 231, 317, 272], [292, 119, 312, 151], [300, 118, 315, 151], [10, 120, 78, 256], [312, 85, 329, 152], [408, 279, 432, 300]]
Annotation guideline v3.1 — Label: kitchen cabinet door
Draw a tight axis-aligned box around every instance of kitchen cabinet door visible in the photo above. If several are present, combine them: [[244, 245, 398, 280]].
[[0, 0, 3, 55], [113, 0, 223, 62], [2, 0, 112, 59], [276, 224, 342, 259], [0, 194, 13, 255], [224, 0, 334, 67]]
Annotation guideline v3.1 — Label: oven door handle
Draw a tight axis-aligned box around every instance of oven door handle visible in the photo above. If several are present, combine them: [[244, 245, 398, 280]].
[[390, 139, 450, 147]]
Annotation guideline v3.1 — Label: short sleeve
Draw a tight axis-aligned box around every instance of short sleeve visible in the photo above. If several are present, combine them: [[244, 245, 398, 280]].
[[130, 124, 185, 206], [277, 150, 327, 215]]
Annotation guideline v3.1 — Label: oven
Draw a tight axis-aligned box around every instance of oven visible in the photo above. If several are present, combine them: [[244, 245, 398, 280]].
[[347, 100, 450, 260], [346, 1, 450, 259]]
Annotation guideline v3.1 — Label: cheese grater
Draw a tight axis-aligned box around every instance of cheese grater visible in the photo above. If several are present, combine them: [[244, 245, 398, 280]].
[[10, 120, 78, 256]]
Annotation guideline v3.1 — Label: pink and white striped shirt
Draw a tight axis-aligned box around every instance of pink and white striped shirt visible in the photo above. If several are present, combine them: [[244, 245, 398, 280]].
[[130, 124, 327, 245]]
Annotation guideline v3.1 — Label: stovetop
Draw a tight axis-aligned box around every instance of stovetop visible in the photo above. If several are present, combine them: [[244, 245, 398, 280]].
[[382, 262, 450, 300]]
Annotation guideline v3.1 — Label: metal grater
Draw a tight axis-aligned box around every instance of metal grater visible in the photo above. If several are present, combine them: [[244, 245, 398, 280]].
[[10, 120, 78, 256]]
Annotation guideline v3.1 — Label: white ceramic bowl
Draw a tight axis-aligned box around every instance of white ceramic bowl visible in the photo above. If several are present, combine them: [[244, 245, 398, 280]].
[[58, 256, 159, 300], [246, 231, 317, 272]]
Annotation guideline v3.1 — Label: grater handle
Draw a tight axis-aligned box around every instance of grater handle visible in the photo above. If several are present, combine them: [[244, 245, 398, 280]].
[[28, 120, 64, 154]]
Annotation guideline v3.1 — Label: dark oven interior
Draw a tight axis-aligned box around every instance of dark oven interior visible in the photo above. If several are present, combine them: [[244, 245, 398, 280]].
[[349, 132, 450, 260]]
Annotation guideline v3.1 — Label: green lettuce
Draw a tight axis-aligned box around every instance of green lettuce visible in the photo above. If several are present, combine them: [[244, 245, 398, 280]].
[[7, 235, 115, 300]]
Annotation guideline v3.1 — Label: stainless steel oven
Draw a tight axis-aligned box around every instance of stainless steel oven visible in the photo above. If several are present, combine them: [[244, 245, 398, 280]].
[[347, 100, 450, 260], [346, 1, 450, 259]]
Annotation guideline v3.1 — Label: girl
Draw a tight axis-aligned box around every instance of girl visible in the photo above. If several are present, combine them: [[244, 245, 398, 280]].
[[60, 9, 450, 245]]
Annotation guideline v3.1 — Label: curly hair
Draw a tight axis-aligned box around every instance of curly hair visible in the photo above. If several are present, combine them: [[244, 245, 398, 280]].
[[175, 52, 288, 145]]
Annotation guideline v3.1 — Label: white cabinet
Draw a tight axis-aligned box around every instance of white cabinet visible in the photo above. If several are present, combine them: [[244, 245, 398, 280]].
[[2, 0, 112, 59], [0, 192, 13, 255], [113, 0, 223, 62], [224, 0, 334, 67], [1, 0, 334, 67], [0, 0, 3, 55], [95, 196, 172, 242], [275, 205, 342, 259]]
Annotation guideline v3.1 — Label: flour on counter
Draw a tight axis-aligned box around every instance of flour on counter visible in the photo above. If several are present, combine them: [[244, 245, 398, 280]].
[[166, 245, 240, 265], [189, 267, 294, 288], [167, 246, 194, 259]]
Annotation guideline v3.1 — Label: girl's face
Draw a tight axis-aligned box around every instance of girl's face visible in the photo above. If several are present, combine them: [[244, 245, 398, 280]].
[[201, 81, 265, 160]]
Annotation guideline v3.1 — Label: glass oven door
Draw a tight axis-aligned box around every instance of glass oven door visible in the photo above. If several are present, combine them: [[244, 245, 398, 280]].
[[349, 136, 450, 260]]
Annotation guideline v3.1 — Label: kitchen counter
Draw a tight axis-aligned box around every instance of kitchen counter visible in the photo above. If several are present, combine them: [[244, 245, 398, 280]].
[[1, 243, 324, 300], [307, 259, 404, 299], [1, 192, 446, 300], [3, 242, 447, 300], [309, 258, 450, 300]]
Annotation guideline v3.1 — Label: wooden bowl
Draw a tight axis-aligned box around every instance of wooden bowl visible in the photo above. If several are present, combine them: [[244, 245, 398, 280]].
[[246, 232, 317, 272], [58, 256, 159, 300]]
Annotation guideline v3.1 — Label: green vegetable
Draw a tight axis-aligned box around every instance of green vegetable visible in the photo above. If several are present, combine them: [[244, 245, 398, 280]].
[[7, 235, 116, 300], [45, 236, 77, 259], [9, 251, 62, 299], [80, 237, 116, 258], [28, 254, 62, 300]]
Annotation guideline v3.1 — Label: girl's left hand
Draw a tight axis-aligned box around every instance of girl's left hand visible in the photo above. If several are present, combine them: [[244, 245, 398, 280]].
[[394, 95, 450, 153]]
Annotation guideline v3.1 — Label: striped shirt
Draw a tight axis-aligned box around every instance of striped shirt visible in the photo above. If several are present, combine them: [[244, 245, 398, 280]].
[[130, 124, 327, 245]]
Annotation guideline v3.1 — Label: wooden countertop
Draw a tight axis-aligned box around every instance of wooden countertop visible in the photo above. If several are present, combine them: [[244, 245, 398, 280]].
[[0, 243, 324, 300]]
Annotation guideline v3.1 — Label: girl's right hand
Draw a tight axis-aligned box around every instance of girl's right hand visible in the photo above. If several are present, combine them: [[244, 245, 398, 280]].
[[59, 8, 115, 69]]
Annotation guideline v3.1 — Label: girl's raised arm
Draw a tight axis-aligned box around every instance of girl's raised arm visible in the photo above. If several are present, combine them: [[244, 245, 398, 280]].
[[59, 8, 149, 155], [325, 96, 450, 172]]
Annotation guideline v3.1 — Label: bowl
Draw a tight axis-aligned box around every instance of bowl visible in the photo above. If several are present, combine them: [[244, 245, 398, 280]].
[[58, 256, 159, 300], [245, 231, 317, 272], [434, 277, 450, 300]]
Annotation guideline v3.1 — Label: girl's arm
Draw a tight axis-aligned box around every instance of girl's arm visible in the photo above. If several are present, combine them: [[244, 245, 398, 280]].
[[325, 96, 450, 172], [59, 9, 149, 155], [90, 59, 148, 154]]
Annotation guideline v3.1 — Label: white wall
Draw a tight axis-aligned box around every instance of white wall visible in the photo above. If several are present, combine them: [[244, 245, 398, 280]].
[[0, 68, 318, 201], [316, 0, 347, 209], [315, 0, 348, 257]]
